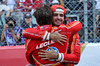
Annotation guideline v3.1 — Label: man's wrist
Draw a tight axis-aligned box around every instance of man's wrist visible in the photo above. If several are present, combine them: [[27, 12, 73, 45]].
[[10, 29, 13, 33], [49, 33, 51, 40], [56, 53, 64, 62], [56, 53, 61, 61]]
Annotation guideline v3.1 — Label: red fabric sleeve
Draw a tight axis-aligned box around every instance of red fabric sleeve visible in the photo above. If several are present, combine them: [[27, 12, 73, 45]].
[[54, 21, 82, 38], [23, 28, 46, 40], [23, 25, 52, 40], [66, 21, 82, 38], [62, 33, 81, 64]]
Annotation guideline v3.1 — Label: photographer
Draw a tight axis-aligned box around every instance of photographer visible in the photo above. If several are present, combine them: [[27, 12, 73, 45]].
[[1, 16, 21, 46]]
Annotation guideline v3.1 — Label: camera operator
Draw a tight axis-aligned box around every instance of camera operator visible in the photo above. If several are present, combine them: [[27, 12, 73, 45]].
[[1, 16, 21, 46]]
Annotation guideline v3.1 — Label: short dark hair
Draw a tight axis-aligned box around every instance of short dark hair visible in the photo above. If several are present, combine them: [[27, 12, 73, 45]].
[[6, 16, 16, 24], [33, 5, 53, 26]]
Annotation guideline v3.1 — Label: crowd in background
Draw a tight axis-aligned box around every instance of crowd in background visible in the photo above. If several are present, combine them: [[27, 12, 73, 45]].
[[0, 0, 100, 46]]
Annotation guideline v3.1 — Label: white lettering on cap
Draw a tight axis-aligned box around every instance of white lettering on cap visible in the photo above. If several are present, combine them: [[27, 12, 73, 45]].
[[56, 9, 64, 12]]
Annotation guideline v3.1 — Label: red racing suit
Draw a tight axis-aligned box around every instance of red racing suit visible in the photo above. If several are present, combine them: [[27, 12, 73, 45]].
[[23, 21, 82, 66], [66, 33, 81, 66]]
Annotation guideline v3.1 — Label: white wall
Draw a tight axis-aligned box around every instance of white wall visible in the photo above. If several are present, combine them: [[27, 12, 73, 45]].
[[75, 43, 100, 66]]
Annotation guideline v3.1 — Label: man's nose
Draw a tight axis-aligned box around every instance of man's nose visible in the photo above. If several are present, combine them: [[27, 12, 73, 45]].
[[57, 15, 61, 19]]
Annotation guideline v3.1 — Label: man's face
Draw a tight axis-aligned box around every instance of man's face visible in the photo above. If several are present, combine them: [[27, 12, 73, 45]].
[[7, 20, 14, 25], [52, 11, 64, 26], [25, 17, 32, 24], [14, 6, 18, 12], [65, 17, 70, 24]]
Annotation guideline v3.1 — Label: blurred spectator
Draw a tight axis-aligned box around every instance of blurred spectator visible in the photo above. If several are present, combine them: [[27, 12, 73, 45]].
[[0, 10, 6, 27], [19, 13, 37, 45], [95, 0, 100, 37], [17, 0, 43, 25], [6, 4, 24, 26], [31, 0, 43, 9], [51, 0, 70, 12], [21, 13, 37, 29], [1, 16, 21, 46], [17, 0, 32, 13], [59, 0, 64, 6], [95, 0, 100, 10], [95, 15, 100, 36], [31, 0, 43, 15], [95, 0, 100, 16], [3, 0, 17, 10], [17, 27, 25, 45], [64, 17, 71, 25], [23, 0, 38, 24], [17, 0, 43, 14], [51, 0, 59, 6], [0, 1, 13, 12], [46, 0, 52, 5], [51, 0, 65, 7], [0, 1, 13, 26]]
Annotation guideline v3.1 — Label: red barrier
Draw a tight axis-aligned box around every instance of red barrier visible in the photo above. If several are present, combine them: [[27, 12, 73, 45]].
[[0, 45, 29, 66]]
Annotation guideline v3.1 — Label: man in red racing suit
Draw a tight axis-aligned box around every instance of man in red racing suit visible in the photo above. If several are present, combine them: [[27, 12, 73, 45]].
[[23, 21, 82, 66]]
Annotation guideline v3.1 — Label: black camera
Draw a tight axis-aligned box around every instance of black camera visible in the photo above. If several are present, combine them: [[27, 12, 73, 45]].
[[8, 23, 14, 29]]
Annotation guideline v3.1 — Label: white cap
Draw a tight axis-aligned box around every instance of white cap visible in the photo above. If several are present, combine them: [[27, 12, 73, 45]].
[[52, 0, 59, 5], [0, 4, 10, 12]]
